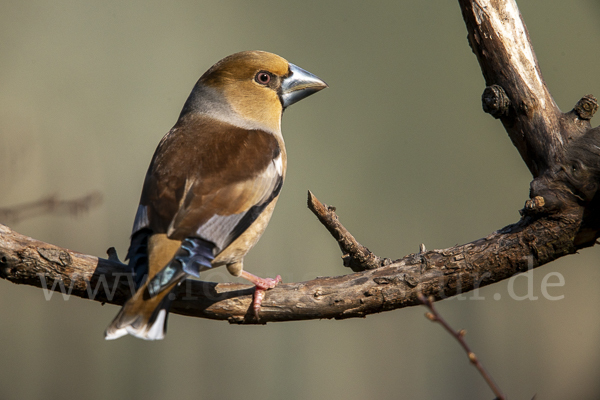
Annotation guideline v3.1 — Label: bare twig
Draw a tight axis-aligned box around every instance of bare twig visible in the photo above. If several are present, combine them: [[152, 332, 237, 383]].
[[0, 191, 103, 224], [418, 293, 506, 400], [307, 191, 390, 272]]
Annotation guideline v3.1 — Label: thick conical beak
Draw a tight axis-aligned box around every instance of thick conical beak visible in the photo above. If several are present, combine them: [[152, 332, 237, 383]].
[[281, 63, 328, 108]]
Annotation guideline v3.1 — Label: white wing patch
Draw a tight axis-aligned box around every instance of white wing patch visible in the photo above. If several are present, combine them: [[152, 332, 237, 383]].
[[196, 213, 246, 252], [273, 153, 283, 175], [194, 156, 283, 253]]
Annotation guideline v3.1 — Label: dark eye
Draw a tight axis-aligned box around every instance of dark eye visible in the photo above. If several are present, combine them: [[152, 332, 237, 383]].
[[255, 71, 271, 85]]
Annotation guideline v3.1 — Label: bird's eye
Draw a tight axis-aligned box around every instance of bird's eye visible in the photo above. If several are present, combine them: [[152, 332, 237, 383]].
[[255, 71, 271, 85]]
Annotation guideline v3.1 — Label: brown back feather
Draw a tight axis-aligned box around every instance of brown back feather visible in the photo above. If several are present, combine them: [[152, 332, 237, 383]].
[[140, 115, 281, 240]]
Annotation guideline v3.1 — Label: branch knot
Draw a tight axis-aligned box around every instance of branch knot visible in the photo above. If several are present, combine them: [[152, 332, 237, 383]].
[[573, 94, 598, 121], [481, 84, 510, 119]]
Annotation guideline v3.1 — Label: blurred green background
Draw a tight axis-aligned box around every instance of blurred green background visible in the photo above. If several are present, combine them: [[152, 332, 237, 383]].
[[1, 0, 600, 399]]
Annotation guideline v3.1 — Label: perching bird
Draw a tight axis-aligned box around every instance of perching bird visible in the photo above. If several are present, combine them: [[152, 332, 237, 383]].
[[105, 50, 327, 340]]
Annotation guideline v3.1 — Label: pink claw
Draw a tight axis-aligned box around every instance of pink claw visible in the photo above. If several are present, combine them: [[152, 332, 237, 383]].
[[240, 271, 282, 319]]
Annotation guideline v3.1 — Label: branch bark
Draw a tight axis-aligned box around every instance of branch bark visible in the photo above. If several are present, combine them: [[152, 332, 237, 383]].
[[1, 0, 599, 324], [461, 0, 565, 177], [0, 199, 585, 324]]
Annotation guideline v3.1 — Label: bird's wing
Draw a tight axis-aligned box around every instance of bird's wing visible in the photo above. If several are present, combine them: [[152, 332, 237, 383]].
[[172, 157, 283, 252], [129, 116, 283, 269]]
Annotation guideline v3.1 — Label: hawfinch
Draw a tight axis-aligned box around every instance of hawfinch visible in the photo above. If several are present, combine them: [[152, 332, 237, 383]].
[[105, 51, 327, 340]]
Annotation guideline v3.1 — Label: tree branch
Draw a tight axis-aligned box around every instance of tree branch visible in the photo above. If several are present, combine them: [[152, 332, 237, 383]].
[[0, 192, 103, 224], [306, 190, 391, 272], [460, 0, 568, 176], [418, 293, 506, 400], [1, 0, 599, 325], [0, 198, 584, 324]]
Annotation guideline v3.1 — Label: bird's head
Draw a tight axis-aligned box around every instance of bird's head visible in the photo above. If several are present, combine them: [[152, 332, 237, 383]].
[[180, 51, 328, 134]]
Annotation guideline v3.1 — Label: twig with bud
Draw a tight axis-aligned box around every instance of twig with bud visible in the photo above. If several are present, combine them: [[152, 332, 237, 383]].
[[418, 293, 506, 400]]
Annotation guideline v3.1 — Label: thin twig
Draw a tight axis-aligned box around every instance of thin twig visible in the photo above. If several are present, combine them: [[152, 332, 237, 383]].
[[0, 191, 103, 224], [418, 293, 506, 400], [307, 190, 390, 271]]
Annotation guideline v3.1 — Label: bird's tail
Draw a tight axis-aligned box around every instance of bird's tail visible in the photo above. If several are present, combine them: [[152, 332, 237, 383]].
[[105, 234, 214, 340], [104, 273, 184, 341]]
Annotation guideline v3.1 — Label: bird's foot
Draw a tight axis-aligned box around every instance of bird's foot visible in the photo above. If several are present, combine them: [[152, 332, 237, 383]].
[[240, 271, 282, 319]]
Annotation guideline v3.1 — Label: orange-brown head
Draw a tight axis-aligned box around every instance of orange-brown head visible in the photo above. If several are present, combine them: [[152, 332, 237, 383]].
[[180, 50, 328, 135]]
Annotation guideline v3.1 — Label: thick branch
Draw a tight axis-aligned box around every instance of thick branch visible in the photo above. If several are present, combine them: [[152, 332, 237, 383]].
[[0, 197, 582, 324], [460, 0, 600, 247], [459, 0, 593, 176]]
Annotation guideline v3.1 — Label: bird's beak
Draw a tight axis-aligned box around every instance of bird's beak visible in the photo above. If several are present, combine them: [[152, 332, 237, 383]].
[[281, 63, 328, 108]]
